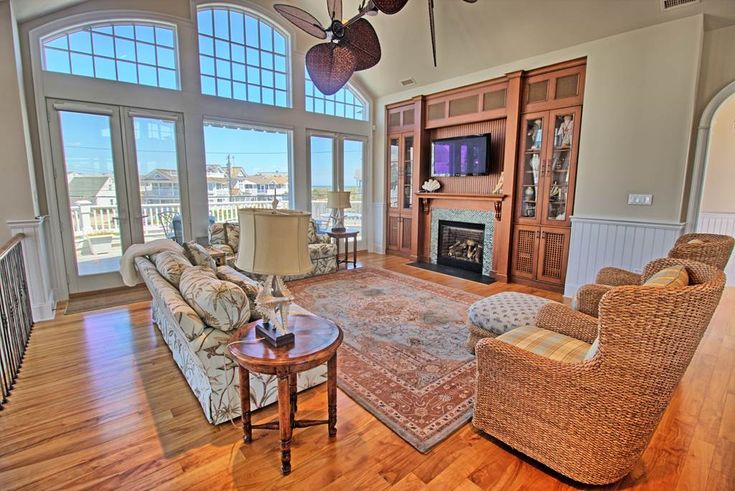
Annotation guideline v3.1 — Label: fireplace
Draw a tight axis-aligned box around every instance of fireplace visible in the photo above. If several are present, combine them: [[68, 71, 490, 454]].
[[437, 220, 485, 273]]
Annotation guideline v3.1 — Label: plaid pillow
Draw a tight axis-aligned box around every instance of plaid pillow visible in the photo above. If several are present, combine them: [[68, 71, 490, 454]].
[[643, 265, 689, 288]]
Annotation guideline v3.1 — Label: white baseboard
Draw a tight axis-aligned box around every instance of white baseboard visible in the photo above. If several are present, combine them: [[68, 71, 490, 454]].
[[564, 216, 685, 297], [697, 212, 735, 286]]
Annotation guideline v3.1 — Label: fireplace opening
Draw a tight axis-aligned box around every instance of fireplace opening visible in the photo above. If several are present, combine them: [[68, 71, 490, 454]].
[[437, 220, 485, 273]]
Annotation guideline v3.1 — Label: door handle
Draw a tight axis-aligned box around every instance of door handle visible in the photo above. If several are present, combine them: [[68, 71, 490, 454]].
[[541, 231, 546, 240]]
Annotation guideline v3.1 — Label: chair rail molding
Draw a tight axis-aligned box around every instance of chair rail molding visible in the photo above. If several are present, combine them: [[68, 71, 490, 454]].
[[7, 217, 56, 321], [564, 215, 685, 298], [697, 211, 735, 286]]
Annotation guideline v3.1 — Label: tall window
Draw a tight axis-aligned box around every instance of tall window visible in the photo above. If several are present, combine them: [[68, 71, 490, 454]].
[[203, 121, 291, 222], [306, 73, 366, 120], [41, 22, 179, 89], [197, 6, 289, 107]]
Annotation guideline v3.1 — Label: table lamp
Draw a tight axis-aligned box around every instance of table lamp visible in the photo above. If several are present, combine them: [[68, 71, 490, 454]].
[[327, 191, 351, 232], [236, 208, 314, 347]]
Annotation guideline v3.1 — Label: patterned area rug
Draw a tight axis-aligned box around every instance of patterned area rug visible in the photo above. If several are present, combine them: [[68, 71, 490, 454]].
[[289, 267, 479, 453]]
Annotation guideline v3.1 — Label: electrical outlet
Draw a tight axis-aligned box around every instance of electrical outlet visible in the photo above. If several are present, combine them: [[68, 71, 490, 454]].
[[628, 193, 653, 206]]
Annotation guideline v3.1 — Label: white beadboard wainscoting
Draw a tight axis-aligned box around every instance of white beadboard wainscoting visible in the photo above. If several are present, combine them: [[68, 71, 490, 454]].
[[698, 212, 735, 286], [564, 216, 685, 298]]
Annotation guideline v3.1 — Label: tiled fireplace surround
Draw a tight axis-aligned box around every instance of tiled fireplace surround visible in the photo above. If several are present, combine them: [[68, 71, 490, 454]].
[[430, 208, 494, 277]]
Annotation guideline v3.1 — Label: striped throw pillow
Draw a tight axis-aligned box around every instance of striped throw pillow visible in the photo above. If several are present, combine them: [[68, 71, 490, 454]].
[[643, 265, 689, 288]]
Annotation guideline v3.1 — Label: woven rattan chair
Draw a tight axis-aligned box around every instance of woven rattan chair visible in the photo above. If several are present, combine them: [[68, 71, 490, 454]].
[[597, 233, 733, 287], [473, 258, 726, 485]]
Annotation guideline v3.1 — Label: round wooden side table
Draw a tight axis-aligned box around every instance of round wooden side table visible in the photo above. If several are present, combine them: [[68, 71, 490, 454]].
[[326, 228, 359, 270], [227, 314, 343, 475]]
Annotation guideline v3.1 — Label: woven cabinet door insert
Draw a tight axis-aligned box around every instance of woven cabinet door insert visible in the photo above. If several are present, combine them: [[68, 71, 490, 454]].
[[537, 228, 570, 284], [513, 226, 539, 279]]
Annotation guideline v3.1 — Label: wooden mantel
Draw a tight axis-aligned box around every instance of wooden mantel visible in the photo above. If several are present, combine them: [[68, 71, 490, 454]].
[[415, 192, 505, 201], [416, 192, 507, 221]]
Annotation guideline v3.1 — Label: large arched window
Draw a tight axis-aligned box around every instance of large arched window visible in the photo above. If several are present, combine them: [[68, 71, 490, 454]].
[[197, 5, 289, 107], [305, 72, 367, 121], [41, 21, 179, 90]]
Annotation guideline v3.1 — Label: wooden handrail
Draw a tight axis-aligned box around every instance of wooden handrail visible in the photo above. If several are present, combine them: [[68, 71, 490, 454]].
[[0, 233, 25, 260]]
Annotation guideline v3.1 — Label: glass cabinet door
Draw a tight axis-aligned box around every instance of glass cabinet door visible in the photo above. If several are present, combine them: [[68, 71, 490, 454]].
[[389, 137, 399, 208], [519, 115, 545, 221], [543, 110, 577, 224], [403, 135, 414, 209]]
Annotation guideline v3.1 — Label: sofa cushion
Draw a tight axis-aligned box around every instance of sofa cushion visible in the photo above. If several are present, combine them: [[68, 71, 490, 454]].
[[183, 242, 217, 270], [309, 242, 337, 260], [224, 223, 240, 253], [154, 251, 192, 287], [216, 265, 260, 307], [497, 325, 591, 363], [643, 265, 689, 288], [468, 292, 553, 337], [180, 266, 250, 332]]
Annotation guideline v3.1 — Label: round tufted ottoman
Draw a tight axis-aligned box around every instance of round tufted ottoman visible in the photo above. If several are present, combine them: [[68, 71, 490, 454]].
[[466, 292, 554, 353]]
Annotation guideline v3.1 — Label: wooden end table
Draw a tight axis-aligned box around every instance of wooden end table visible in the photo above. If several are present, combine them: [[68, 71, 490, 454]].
[[326, 229, 359, 270], [227, 314, 343, 475]]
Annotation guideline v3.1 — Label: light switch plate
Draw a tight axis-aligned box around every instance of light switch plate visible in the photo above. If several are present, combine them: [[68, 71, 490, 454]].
[[628, 193, 653, 206]]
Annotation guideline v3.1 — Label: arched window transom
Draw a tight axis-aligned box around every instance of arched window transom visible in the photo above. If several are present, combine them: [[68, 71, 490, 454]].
[[197, 5, 289, 107], [306, 72, 367, 121], [41, 21, 179, 90]]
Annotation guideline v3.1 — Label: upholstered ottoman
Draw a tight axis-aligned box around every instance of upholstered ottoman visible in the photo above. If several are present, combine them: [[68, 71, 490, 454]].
[[466, 292, 553, 353]]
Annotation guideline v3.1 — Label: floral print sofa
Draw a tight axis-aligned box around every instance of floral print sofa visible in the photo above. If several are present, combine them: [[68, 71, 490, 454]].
[[209, 218, 338, 279], [135, 254, 327, 424]]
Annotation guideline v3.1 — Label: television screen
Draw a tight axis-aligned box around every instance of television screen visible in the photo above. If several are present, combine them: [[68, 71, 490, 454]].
[[431, 134, 490, 177]]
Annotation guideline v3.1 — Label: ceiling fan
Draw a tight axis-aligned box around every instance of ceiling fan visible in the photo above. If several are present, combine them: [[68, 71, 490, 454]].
[[274, 0, 476, 95], [274, 0, 408, 95]]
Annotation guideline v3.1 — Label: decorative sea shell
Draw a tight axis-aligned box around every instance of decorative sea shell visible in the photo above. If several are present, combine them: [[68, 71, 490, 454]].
[[421, 179, 441, 192]]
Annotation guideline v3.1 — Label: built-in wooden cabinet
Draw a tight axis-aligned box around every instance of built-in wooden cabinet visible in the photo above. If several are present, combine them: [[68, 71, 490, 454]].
[[509, 59, 585, 289], [383, 58, 585, 292], [386, 132, 414, 254]]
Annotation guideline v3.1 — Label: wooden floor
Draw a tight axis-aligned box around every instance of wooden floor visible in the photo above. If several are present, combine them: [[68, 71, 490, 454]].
[[1, 253, 733, 490]]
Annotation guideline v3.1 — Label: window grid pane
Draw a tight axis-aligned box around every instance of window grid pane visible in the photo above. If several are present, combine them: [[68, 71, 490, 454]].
[[305, 72, 366, 121], [197, 6, 289, 108], [41, 21, 179, 90]]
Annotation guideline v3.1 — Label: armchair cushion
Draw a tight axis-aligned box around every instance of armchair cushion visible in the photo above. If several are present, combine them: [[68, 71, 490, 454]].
[[496, 325, 592, 363], [642, 264, 689, 288]]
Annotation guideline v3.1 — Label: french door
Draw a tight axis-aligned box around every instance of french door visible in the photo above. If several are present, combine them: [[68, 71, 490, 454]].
[[47, 99, 186, 293], [308, 132, 367, 248]]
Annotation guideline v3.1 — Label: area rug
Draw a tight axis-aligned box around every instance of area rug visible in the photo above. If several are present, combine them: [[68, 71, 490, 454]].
[[289, 267, 480, 453]]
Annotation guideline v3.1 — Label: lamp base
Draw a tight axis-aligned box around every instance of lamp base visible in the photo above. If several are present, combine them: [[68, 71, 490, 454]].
[[256, 321, 295, 347]]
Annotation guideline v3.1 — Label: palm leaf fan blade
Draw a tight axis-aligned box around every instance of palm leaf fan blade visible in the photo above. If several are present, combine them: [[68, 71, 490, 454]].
[[343, 19, 381, 71], [306, 43, 357, 95], [273, 4, 327, 39]]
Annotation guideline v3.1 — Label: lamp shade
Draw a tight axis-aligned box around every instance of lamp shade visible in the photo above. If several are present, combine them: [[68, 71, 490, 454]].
[[327, 191, 351, 209], [235, 209, 314, 276]]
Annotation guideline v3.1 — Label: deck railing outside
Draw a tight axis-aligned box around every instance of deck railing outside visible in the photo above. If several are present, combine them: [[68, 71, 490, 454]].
[[0, 234, 33, 409]]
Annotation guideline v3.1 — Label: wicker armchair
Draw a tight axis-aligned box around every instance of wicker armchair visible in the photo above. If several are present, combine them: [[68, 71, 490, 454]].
[[596, 233, 733, 288], [473, 258, 726, 485]]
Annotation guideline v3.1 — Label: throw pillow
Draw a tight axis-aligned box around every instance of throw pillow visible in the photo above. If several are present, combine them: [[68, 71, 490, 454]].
[[154, 251, 192, 287], [216, 266, 262, 320], [224, 222, 240, 253], [180, 266, 250, 332], [643, 265, 689, 288], [182, 241, 217, 270]]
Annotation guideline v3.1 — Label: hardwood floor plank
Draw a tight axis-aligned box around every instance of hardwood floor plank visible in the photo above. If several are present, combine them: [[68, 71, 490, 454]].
[[0, 253, 733, 490]]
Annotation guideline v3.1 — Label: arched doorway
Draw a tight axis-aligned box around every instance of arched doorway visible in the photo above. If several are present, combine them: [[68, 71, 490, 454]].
[[687, 82, 735, 283]]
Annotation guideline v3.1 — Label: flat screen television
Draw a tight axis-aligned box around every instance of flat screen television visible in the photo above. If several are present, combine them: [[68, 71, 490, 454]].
[[431, 134, 490, 177]]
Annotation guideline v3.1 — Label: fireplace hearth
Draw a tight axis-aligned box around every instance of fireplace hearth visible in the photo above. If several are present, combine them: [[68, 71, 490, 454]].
[[437, 220, 485, 273]]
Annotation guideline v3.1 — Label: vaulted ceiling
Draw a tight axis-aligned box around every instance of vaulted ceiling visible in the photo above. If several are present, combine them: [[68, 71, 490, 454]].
[[13, 0, 735, 98]]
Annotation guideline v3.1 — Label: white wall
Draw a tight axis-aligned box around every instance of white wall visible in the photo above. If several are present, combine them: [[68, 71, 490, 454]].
[[0, 0, 37, 243], [372, 16, 704, 290]]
